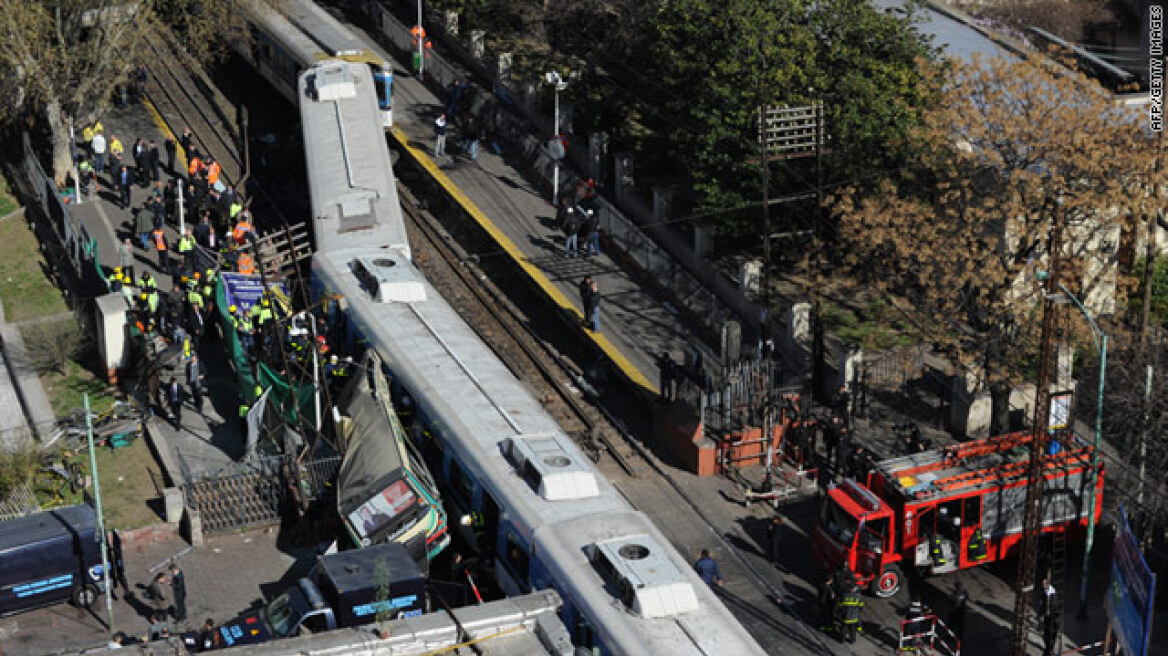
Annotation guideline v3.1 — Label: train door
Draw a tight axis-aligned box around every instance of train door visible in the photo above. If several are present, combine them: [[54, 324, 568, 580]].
[[479, 490, 500, 569], [371, 68, 393, 127], [496, 526, 531, 597], [959, 496, 984, 568]]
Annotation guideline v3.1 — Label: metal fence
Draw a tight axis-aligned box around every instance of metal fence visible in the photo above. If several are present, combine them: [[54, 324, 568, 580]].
[[182, 454, 340, 534], [0, 483, 41, 522], [677, 358, 792, 435]]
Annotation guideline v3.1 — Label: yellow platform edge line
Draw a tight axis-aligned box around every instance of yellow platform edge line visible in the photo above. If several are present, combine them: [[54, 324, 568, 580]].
[[141, 97, 190, 174], [390, 127, 658, 394]]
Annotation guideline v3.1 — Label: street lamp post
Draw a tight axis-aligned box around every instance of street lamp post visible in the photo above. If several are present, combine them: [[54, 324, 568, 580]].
[[544, 71, 568, 207], [1056, 283, 1108, 619], [417, 0, 425, 81]]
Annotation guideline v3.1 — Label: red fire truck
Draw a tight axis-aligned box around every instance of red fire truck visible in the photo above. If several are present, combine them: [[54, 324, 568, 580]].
[[812, 430, 1103, 597]]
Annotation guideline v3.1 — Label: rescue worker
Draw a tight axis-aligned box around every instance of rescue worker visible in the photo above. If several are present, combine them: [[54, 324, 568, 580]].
[[151, 225, 169, 273], [109, 134, 125, 171], [201, 269, 216, 311], [186, 283, 205, 313], [107, 267, 124, 293], [206, 158, 221, 188], [837, 581, 864, 644], [236, 308, 254, 355], [967, 527, 987, 562], [232, 214, 254, 245], [188, 153, 204, 178], [236, 249, 255, 275], [177, 228, 195, 271]]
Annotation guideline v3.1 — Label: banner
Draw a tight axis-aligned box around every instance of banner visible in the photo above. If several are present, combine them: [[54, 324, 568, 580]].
[[1105, 503, 1157, 656], [244, 389, 271, 460]]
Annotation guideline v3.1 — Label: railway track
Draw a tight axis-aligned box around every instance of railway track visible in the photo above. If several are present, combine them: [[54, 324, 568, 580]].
[[395, 176, 834, 656], [396, 182, 642, 476]]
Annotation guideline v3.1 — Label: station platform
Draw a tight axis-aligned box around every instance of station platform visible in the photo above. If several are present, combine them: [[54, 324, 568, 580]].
[[383, 58, 710, 401]]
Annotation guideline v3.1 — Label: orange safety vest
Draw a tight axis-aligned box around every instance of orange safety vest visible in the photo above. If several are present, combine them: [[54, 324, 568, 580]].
[[237, 252, 255, 275], [152, 229, 167, 251], [207, 161, 221, 186], [188, 157, 203, 177], [232, 221, 252, 244]]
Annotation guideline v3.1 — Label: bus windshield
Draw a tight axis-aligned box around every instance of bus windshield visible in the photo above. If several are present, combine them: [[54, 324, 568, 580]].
[[820, 498, 860, 548]]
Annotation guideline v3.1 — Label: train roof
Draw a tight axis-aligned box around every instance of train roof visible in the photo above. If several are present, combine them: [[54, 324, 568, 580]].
[[300, 62, 409, 258], [279, 0, 387, 67], [873, 430, 1094, 501], [312, 250, 626, 533], [242, 0, 322, 66], [535, 511, 769, 656]]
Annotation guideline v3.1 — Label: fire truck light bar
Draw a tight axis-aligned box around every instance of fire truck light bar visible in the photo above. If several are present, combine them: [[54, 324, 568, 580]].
[[841, 479, 882, 512]]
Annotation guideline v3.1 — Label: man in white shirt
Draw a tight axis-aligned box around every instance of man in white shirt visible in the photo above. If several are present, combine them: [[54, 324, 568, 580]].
[[91, 131, 107, 174], [106, 632, 125, 648]]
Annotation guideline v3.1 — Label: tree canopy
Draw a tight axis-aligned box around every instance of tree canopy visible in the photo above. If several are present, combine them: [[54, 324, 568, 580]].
[[832, 54, 1153, 428], [0, 0, 244, 181], [647, 0, 937, 233]]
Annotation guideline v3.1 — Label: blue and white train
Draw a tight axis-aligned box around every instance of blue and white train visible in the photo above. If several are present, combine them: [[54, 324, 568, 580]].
[[298, 59, 768, 656], [237, 0, 394, 126]]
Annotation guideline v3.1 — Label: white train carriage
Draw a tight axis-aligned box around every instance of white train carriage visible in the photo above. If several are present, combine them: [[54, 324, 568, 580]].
[[300, 62, 409, 258], [277, 0, 394, 126], [301, 61, 768, 655], [237, 0, 321, 103], [239, 0, 393, 126], [311, 247, 767, 656]]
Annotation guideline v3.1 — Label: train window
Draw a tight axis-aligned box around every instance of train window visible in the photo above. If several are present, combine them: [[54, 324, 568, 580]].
[[504, 534, 530, 583], [574, 614, 597, 652], [447, 458, 473, 505]]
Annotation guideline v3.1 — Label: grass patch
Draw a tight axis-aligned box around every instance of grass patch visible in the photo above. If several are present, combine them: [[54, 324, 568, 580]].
[[85, 438, 164, 530], [39, 357, 117, 419], [0, 173, 17, 218], [0, 214, 68, 323]]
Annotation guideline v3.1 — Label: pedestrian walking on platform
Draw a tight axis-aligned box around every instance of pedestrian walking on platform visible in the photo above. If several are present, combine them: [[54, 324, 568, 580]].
[[169, 563, 187, 624], [119, 166, 133, 210], [693, 549, 723, 587], [186, 354, 204, 412], [578, 276, 593, 327], [562, 206, 580, 257], [133, 62, 148, 104], [148, 140, 161, 182], [164, 136, 177, 174], [91, 131, 107, 174], [767, 514, 785, 568], [587, 279, 600, 332], [434, 113, 448, 157], [167, 377, 183, 425], [582, 209, 600, 257]]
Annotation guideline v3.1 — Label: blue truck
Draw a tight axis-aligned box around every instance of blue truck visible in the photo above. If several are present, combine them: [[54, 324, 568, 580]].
[[0, 505, 107, 616], [216, 542, 426, 648]]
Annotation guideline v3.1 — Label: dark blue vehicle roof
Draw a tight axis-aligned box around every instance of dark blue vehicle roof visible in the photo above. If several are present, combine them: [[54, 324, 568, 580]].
[[317, 542, 422, 596], [0, 506, 98, 553]]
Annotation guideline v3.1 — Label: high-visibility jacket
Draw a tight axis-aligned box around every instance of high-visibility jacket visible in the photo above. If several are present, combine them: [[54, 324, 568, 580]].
[[82, 125, 94, 143], [187, 290, 204, 309], [238, 317, 254, 334], [139, 276, 157, 292], [237, 252, 255, 275], [250, 304, 273, 325], [177, 236, 195, 254], [967, 529, 987, 561], [107, 274, 122, 292], [838, 591, 864, 624], [207, 161, 221, 186], [188, 157, 203, 178], [229, 202, 243, 219], [232, 221, 252, 244], [110, 138, 124, 158], [147, 291, 159, 314], [183, 337, 193, 360], [152, 229, 168, 252]]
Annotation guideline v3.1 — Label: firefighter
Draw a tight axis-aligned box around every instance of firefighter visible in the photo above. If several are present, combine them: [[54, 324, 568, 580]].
[[967, 527, 987, 562], [837, 581, 864, 643]]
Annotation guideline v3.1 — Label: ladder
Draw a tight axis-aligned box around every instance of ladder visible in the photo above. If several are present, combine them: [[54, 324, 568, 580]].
[[254, 222, 312, 281]]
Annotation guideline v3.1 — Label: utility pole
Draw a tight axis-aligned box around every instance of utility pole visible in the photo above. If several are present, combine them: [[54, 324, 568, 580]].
[[1009, 195, 1064, 656], [758, 105, 772, 308], [416, 0, 425, 81], [85, 394, 115, 633]]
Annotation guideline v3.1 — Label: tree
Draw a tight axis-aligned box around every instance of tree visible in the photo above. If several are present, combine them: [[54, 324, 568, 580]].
[[833, 54, 1151, 432], [648, 0, 936, 238], [0, 1, 244, 184]]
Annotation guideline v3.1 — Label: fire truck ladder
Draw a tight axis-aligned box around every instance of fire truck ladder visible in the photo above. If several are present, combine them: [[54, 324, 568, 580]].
[[925, 446, 1092, 497], [1039, 437, 1076, 656]]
